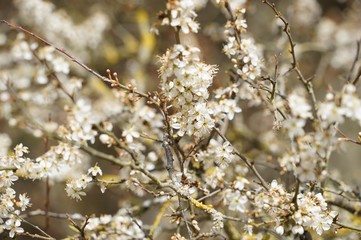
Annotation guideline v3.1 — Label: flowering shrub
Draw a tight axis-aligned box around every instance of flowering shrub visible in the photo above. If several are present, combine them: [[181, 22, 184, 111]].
[[1, 0, 361, 239]]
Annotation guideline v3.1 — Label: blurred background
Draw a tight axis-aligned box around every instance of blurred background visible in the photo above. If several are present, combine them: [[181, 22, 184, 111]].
[[0, 0, 360, 238]]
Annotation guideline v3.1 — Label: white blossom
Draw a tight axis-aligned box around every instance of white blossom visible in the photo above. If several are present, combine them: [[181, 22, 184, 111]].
[[161, 0, 204, 34], [224, 189, 248, 212], [88, 165, 103, 177]]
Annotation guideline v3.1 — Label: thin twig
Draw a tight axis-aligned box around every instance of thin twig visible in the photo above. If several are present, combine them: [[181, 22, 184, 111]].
[[261, 1, 319, 121], [67, 215, 90, 240], [347, 40, 361, 84], [31, 50, 75, 102], [21, 209, 85, 220], [323, 189, 355, 202], [197, 189, 223, 202], [335, 221, 361, 232], [177, 195, 193, 239], [44, 133, 50, 232], [17, 232, 55, 240], [335, 126, 361, 146], [95, 124, 141, 165], [270, 54, 280, 101], [21, 218, 55, 240]]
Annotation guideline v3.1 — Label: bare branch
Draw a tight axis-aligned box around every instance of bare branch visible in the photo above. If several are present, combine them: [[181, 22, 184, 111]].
[[261, 1, 319, 120]]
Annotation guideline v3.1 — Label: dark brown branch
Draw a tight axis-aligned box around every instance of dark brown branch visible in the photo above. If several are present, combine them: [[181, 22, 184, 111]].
[[352, 67, 361, 85], [163, 131, 175, 180], [67, 215, 90, 240]]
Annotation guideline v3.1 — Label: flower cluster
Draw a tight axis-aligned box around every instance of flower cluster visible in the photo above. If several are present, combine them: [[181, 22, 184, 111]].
[[203, 166, 225, 189], [272, 81, 361, 192], [1, 36, 82, 136], [223, 188, 248, 213], [223, 9, 263, 81], [159, 44, 217, 137], [58, 99, 98, 144], [0, 145, 33, 237], [65, 174, 93, 201], [20, 143, 87, 181], [195, 139, 244, 193], [280, 90, 313, 139], [211, 97, 242, 121], [65, 164, 103, 201], [278, 84, 361, 183], [1, 0, 361, 239], [254, 180, 292, 218], [319, 84, 361, 126], [218, 4, 266, 114], [255, 180, 336, 236], [292, 192, 337, 235], [0, 142, 93, 236], [160, 0, 208, 34], [85, 209, 145, 239], [197, 139, 237, 168]]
